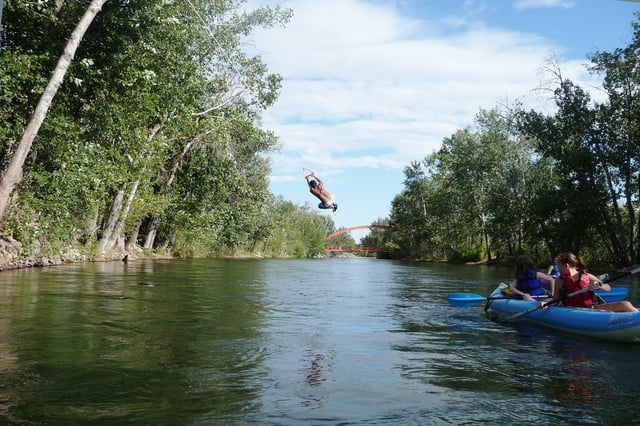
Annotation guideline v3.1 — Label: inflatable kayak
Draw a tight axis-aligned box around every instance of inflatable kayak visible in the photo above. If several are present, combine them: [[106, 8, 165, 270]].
[[484, 284, 640, 343]]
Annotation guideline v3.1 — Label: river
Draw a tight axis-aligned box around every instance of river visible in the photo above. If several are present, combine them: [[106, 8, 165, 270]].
[[0, 257, 639, 425]]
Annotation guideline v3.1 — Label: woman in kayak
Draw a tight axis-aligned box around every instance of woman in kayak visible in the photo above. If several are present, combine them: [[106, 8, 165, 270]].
[[554, 252, 637, 312], [509, 255, 555, 301]]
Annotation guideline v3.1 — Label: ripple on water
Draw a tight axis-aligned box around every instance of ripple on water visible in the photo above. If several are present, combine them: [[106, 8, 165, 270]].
[[3, 259, 640, 425]]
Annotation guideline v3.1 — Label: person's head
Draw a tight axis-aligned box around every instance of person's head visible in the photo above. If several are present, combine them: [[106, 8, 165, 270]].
[[515, 255, 536, 277], [309, 179, 318, 188], [557, 252, 587, 273]]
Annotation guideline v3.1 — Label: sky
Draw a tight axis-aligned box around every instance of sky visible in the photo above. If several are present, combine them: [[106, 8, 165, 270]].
[[246, 0, 640, 241]]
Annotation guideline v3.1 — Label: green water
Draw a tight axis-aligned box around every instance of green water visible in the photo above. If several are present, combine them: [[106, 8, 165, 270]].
[[0, 258, 639, 425]]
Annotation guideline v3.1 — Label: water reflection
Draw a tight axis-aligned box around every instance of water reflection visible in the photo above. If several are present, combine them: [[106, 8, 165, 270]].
[[554, 355, 594, 404], [1, 259, 640, 424], [0, 260, 272, 424]]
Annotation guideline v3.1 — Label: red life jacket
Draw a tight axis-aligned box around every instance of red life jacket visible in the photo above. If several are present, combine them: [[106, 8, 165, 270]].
[[561, 272, 598, 308]]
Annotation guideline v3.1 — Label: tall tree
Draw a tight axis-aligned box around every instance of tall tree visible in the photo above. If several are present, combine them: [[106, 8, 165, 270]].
[[518, 55, 634, 265], [588, 18, 640, 263], [0, 0, 107, 220]]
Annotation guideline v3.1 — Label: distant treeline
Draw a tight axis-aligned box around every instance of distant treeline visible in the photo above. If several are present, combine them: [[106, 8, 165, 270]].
[[0, 1, 356, 261], [380, 14, 640, 267], [3, 3, 640, 267]]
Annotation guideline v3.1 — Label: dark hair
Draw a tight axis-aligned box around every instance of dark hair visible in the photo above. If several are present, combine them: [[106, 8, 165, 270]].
[[514, 255, 536, 278], [557, 252, 587, 272], [309, 180, 317, 188]]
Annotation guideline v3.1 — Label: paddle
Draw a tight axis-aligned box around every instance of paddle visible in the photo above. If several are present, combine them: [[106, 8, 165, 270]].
[[503, 286, 589, 321], [447, 291, 547, 307], [504, 266, 640, 321], [448, 274, 631, 308]]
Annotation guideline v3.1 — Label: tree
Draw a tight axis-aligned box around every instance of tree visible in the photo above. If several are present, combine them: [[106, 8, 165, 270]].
[[387, 106, 555, 263], [588, 19, 640, 263], [0, 0, 107, 220], [517, 62, 631, 264], [0, 0, 295, 262]]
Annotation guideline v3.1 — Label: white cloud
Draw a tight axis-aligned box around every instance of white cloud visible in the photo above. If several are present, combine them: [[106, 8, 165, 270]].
[[244, 0, 610, 233], [249, 0, 574, 176], [513, 0, 576, 10], [237, 0, 640, 232]]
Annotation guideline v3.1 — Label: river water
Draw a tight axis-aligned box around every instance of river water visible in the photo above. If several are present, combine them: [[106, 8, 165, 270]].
[[1, 257, 639, 425]]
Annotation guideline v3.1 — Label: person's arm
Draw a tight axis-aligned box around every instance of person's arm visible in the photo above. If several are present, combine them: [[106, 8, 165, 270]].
[[312, 174, 325, 190], [551, 276, 563, 299], [536, 272, 555, 293], [546, 265, 553, 275], [587, 272, 609, 291], [510, 279, 533, 300], [540, 277, 562, 307]]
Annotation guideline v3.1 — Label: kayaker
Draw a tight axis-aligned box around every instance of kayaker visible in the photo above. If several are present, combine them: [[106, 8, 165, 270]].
[[546, 257, 560, 278], [553, 252, 637, 312], [509, 255, 555, 301]]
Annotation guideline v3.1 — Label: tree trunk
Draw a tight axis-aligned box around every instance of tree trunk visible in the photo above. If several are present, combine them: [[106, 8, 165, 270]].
[[126, 223, 140, 253], [483, 227, 492, 261], [0, 0, 107, 220], [86, 204, 101, 240], [98, 188, 125, 254], [111, 179, 140, 250], [143, 139, 195, 248], [143, 218, 158, 249], [0, 0, 4, 44]]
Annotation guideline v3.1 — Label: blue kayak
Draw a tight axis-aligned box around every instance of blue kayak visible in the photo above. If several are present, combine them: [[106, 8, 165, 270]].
[[485, 284, 640, 343], [596, 287, 628, 303]]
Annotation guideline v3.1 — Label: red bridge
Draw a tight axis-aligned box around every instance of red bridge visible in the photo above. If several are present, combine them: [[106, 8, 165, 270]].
[[325, 245, 389, 253], [325, 225, 389, 253], [325, 224, 389, 239]]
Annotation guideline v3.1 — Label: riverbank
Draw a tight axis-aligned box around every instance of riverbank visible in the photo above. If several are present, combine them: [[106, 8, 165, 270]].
[[0, 237, 167, 271], [0, 237, 352, 271]]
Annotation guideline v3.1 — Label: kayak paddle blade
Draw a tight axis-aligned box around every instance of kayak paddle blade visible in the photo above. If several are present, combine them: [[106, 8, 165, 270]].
[[447, 293, 487, 307]]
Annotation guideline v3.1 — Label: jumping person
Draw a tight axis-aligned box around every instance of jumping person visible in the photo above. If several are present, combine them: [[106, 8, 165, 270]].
[[305, 171, 337, 212]]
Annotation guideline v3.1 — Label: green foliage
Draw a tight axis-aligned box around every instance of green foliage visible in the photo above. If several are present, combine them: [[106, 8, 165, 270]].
[[4, 2, 640, 268], [447, 248, 482, 264], [383, 29, 640, 267], [259, 198, 336, 258], [0, 0, 300, 260], [328, 229, 357, 247], [384, 102, 617, 264]]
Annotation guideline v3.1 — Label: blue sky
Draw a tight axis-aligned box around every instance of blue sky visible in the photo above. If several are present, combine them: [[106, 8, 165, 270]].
[[247, 0, 640, 241]]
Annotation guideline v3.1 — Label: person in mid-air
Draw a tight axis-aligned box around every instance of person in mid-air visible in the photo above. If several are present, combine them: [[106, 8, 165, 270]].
[[305, 171, 337, 212]]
